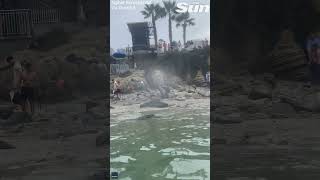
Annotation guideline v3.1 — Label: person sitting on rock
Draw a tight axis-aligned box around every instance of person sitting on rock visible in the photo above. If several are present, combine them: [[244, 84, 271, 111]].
[[20, 62, 37, 114]]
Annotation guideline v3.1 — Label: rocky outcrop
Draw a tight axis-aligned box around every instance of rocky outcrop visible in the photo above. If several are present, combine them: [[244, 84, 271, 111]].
[[269, 30, 308, 81], [213, 0, 316, 76]]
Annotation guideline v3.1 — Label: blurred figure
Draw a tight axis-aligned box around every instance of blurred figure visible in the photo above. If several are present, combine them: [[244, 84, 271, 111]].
[[56, 79, 65, 90], [178, 40, 182, 51], [112, 80, 121, 100], [20, 62, 37, 114], [205, 71, 210, 84], [6, 56, 23, 105]]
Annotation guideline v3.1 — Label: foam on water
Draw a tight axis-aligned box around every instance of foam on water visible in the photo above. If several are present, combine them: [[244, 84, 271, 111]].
[[111, 156, 136, 163], [159, 148, 209, 156], [181, 137, 210, 147], [183, 124, 196, 128], [111, 136, 122, 141], [140, 146, 151, 151], [152, 158, 210, 179], [110, 167, 126, 172], [111, 151, 120, 155], [172, 141, 182, 144]]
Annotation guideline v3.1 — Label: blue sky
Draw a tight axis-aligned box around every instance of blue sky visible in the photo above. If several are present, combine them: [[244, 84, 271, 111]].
[[110, 0, 210, 50]]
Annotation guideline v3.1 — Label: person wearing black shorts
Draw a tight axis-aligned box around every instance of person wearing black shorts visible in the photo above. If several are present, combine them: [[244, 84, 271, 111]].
[[20, 62, 37, 114]]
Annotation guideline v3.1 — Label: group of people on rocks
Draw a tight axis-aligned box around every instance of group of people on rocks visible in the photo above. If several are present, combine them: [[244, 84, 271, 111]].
[[2, 56, 37, 114], [1, 56, 66, 115]]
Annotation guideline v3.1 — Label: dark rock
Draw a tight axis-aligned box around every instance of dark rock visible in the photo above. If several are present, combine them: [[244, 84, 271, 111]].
[[140, 100, 169, 108], [0, 140, 15, 149], [85, 100, 100, 112], [279, 93, 317, 112], [175, 97, 186, 101], [0, 104, 14, 119], [89, 170, 108, 180], [212, 138, 227, 145], [65, 54, 86, 64], [272, 102, 296, 117], [187, 89, 194, 93], [0, 112, 31, 126], [137, 114, 155, 120], [213, 114, 242, 124], [42, 129, 99, 140], [277, 140, 289, 145], [245, 131, 269, 137], [196, 87, 210, 97], [248, 83, 272, 100], [96, 131, 108, 147]]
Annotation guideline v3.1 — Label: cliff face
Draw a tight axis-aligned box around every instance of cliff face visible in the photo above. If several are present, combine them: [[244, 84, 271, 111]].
[[212, 0, 319, 76]]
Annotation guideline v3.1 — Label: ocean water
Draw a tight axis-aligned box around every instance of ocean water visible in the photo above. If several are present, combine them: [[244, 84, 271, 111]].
[[110, 105, 210, 180]]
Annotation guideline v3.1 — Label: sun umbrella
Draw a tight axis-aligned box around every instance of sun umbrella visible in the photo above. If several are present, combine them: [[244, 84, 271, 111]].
[[112, 52, 126, 59]]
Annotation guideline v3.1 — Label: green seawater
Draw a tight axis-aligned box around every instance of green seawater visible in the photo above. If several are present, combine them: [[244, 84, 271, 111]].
[[110, 106, 210, 180]]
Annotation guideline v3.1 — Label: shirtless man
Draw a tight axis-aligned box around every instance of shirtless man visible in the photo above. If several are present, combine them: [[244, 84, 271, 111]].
[[20, 62, 37, 114], [113, 80, 121, 100]]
